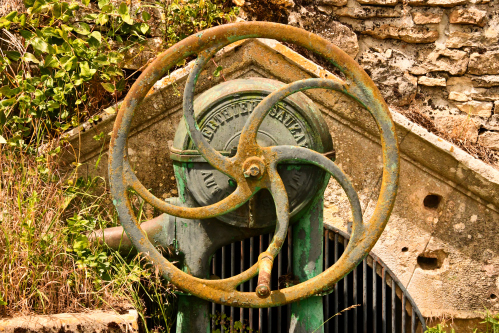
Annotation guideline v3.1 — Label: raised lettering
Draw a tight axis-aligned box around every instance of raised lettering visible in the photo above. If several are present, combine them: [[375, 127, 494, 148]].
[[213, 113, 226, 125], [200, 170, 221, 195], [221, 109, 233, 121], [275, 110, 286, 123], [202, 128, 214, 142]]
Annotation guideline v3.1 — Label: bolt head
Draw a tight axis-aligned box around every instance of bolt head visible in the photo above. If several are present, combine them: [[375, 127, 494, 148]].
[[245, 164, 260, 177], [256, 285, 271, 298]]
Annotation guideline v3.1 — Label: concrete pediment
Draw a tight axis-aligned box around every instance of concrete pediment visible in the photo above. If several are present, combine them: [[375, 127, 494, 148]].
[[62, 38, 499, 322]]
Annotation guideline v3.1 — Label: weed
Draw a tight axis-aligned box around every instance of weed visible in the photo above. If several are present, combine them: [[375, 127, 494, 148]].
[[425, 310, 499, 333]]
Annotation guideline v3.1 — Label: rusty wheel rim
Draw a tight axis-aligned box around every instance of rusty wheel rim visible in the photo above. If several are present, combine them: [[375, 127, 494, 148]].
[[109, 22, 399, 308]]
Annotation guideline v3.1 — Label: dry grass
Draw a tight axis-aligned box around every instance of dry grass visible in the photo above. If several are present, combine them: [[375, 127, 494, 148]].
[[397, 106, 498, 166], [0, 147, 135, 317], [0, 0, 25, 17]]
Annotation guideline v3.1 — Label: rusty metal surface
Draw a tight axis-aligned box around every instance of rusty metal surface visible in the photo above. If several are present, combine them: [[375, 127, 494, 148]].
[[109, 22, 400, 308]]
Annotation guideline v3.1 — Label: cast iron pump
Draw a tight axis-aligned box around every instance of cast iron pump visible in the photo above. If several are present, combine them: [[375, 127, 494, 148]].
[[105, 22, 400, 332]]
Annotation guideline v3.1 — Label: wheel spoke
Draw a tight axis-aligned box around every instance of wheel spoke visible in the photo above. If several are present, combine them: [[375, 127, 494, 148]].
[[183, 48, 236, 177], [255, 165, 289, 298], [271, 145, 364, 239], [238, 78, 345, 154], [123, 160, 252, 219]]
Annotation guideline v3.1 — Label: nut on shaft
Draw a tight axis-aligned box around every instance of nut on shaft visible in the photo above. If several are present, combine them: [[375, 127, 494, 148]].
[[256, 252, 274, 298]]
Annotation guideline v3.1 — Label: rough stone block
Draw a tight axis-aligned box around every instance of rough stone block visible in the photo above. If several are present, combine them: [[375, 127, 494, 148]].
[[446, 31, 498, 48], [471, 87, 499, 101], [449, 7, 487, 26], [269, 0, 295, 7], [435, 114, 478, 142], [0, 310, 139, 332], [455, 100, 493, 117], [359, 49, 417, 106], [418, 76, 446, 86], [479, 131, 499, 150], [317, 5, 334, 14], [316, 21, 359, 58], [412, 11, 442, 24], [316, 0, 348, 6], [362, 24, 439, 43], [449, 91, 470, 101], [408, 0, 467, 7], [468, 51, 499, 75], [411, 49, 469, 75], [357, 0, 398, 5], [470, 75, 499, 87], [336, 6, 401, 18]]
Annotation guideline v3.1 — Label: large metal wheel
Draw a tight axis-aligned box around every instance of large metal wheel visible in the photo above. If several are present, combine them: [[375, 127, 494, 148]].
[[109, 22, 400, 308]]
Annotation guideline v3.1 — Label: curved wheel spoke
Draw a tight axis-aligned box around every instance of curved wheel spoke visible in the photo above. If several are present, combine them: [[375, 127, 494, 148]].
[[271, 145, 364, 239], [183, 48, 236, 177], [266, 165, 290, 258], [238, 78, 346, 153], [123, 160, 252, 219]]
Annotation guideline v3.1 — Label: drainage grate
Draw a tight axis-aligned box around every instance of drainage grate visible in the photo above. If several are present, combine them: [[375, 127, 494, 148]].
[[209, 225, 426, 333]]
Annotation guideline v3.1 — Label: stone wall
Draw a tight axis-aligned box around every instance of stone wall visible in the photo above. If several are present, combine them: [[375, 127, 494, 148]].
[[63, 39, 499, 329], [241, 0, 499, 156]]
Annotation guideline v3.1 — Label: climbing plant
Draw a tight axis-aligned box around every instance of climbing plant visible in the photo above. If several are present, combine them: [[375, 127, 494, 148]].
[[0, 0, 238, 149]]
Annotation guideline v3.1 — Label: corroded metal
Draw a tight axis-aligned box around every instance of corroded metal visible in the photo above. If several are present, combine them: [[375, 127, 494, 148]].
[[109, 22, 399, 308]]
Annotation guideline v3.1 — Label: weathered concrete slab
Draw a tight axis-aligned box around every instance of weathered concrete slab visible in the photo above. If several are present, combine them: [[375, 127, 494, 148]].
[[61, 38, 499, 323], [0, 310, 139, 332]]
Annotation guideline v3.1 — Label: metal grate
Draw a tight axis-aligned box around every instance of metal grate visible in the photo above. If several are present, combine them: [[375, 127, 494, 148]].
[[209, 225, 426, 333]]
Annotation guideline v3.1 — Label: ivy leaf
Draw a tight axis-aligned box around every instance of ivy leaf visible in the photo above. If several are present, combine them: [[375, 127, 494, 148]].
[[20, 30, 33, 39], [44, 54, 59, 68], [142, 11, 151, 21], [0, 135, 6, 144], [97, 13, 108, 25], [139, 23, 149, 34], [0, 111, 6, 126], [73, 235, 89, 252], [23, 52, 39, 63], [47, 100, 60, 110], [94, 55, 110, 66], [98, 0, 109, 9], [79, 62, 96, 79], [6, 51, 20, 62], [101, 82, 115, 93], [5, 11, 17, 22], [73, 22, 90, 35], [118, 3, 133, 25], [118, 3, 128, 16], [89, 31, 102, 44], [52, 3, 61, 18], [213, 65, 223, 77], [0, 86, 19, 98], [61, 55, 76, 71], [55, 70, 66, 79], [0, 86, 13, 97], [0, 98, 16, 108], [101, 4, 112, 13], [31, 0, 45, 13], [116, 79, 125, 92], [31, 37, 49, 53], [82, 0, 90, 6]]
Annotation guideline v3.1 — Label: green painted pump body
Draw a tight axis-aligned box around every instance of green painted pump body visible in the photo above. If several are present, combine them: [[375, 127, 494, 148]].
[[168, 79, 333, 332]]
